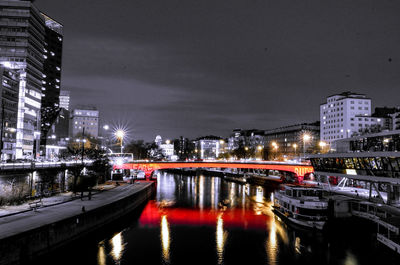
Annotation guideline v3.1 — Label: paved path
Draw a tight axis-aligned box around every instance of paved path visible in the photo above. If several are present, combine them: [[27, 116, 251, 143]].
[[0, 184, 116, 218], [0, 181, 153, 240]]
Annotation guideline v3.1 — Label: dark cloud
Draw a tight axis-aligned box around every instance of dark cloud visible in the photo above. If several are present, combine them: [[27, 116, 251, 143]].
[[36, 0, 400, 141]]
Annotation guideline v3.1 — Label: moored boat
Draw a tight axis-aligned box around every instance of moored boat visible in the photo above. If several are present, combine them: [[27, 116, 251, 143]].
[[273, 184, 329, 230]]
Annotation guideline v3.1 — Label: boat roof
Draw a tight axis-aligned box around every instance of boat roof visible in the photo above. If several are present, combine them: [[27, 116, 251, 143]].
[[282, 184, 325, 190]]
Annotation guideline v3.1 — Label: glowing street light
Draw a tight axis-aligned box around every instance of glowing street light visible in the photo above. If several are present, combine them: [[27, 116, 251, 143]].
[[103, 124, 109, 130], [115, 129, 125, 153], [271, 141, 278, 150], [293, 143, 298, 156], [271, 142, 278, 160], [302, 133, 311, 159], [319, 141, 327, 153]]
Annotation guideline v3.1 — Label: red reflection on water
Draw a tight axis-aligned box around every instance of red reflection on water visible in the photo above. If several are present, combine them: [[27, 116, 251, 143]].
[[139, 201, 271, 229]]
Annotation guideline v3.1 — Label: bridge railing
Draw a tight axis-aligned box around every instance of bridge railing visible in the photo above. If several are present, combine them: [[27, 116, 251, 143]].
[[0, 160, 94, 170]]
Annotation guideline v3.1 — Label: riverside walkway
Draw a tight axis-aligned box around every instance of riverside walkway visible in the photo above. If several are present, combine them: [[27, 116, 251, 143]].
[[0, 181, 153, 244]]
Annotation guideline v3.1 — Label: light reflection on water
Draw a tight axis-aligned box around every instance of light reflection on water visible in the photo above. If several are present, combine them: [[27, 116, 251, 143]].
[[97, 241, 106, 265], [80, 172, 396, 265], [33, 172, 399, 265], [110, 232, 124, 263], [161, 215, 171, 263], [216, 213, 227, 264]]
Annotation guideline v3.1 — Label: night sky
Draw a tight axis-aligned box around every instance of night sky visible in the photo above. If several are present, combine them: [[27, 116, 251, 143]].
[[36, 0, 400, 141]]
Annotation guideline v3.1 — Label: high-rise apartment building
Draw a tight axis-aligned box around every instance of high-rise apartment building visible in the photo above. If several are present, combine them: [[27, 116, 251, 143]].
[[59, 90, 69, 110], [70, 107, 99, 138], [40, 13, 63, 149], [0, 67, 19, 160], [0, 0, 45, 159], [320, 92, 384, 144]]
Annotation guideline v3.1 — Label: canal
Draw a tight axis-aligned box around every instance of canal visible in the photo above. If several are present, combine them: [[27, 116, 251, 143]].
[[36, 172, 398, 265]]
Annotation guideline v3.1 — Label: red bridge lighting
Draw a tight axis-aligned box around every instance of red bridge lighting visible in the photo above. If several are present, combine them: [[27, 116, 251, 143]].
[[113, 161, 314, 180]]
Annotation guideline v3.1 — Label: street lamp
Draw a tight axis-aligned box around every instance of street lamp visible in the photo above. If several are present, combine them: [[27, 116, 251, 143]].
[[293, 143, 298, 157], [319, 141, 327, 153], [257, 145, 263, 160], [76, 138, 86, 163], [271, 141, 278, 160], [302, 134, 311, 159], [115, 129, 125, 153]]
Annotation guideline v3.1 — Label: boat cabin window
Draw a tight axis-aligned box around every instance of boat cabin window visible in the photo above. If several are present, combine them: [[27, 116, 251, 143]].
[[301, 190, 321, 197], [285, 189, 293, 196]]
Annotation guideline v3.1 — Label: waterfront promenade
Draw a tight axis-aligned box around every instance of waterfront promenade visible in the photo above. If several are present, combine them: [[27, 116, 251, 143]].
[[0, 181, 154, 264]]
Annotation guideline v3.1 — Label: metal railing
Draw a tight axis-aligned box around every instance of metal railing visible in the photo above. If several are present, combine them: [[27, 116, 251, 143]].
[[0, 160, 93, 170]]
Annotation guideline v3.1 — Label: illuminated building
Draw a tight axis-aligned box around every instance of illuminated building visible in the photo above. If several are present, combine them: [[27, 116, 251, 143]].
[[173, 136, 194, 160], [159, 142, 174, 158], [40, 14, 63, 151], [46, 107, 69, 142], [0, 67, 19, 160], [227, 128, 243, 151], [70, 106, 99, 138], [155, 135, 162, 147], [194, 135, 223, 159], [334, 129, 400, 153], [228, 129, 265, 152], [390, 112, 400, 130], [320, 92, 385, 146], [59, 90, 70, 110], [0, 0, 60, 159], [264, 123, 320, 158]]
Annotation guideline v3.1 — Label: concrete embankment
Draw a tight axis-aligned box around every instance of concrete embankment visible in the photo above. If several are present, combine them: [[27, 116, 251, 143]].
[[0, 181, 154, 264]]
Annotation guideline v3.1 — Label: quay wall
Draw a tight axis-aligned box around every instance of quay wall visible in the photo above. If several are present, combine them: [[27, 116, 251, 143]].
[[0, 183, 155, 264]]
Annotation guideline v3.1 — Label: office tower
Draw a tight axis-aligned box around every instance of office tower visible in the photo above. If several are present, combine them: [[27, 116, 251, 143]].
[[0, 0, 45, 159], [0, 67, 19, 160], [40, 13, 63, 150]]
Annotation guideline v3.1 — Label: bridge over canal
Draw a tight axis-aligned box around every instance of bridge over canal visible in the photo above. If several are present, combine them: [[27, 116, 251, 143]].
[[113, 161, 314, 180]]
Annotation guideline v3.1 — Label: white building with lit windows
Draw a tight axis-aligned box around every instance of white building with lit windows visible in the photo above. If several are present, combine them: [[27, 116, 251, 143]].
[[70, 107, 99, 138], [59, 90, 70, 110], [320, 92, 384, 146], [195, 136, 223, 159]]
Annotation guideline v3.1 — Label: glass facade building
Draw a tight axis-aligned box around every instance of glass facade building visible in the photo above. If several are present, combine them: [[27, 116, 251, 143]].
[[40, 13, 63, 150], [0, 67, 19, 160], [0, 0, 45, 159]]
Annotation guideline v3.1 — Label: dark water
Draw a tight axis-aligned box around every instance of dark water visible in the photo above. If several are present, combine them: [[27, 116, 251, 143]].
[[37, 172, 399, 265]]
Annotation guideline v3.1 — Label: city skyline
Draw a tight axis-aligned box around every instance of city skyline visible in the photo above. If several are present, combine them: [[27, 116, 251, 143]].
[[36, 0, 400, 141]]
